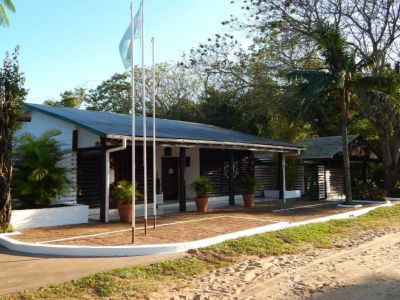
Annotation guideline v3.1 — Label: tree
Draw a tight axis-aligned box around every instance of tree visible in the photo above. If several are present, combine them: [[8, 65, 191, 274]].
[[44, 87, 86, 108], [355, 66, 400, 194], [12, 130, 70, 208], [289, 25, 357, 203], [84, 63, 201, 121], [0, 48, 27, 231], [0, 0, 15, 27]]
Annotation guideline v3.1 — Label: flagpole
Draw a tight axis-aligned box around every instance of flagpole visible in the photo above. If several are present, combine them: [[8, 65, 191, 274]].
[[140, 0, 148, 235], [130, 0, 136, 244], [151, 37, 156, 229]]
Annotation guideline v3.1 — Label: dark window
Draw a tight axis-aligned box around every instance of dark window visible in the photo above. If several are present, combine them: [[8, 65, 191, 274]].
[[164, 147, 172, 156], [185, 157, 190, 167]]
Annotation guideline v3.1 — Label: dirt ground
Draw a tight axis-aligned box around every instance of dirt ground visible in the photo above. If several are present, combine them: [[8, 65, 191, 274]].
[[154, 230, 400, 300]]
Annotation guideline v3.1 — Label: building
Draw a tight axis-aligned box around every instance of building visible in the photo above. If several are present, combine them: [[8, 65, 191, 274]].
[[17, 104, 303, 222]]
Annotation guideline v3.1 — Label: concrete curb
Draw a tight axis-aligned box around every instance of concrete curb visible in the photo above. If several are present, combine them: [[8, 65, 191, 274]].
[[0, 202, 392, 257]]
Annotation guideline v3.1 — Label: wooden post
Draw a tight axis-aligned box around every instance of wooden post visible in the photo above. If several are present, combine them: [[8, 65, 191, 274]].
[[179, 147, 186, 212], [362, 160, 367, 186], [100, 137, 107, 222], [229, 151, 235, 206], [278, 153, 286, 204]]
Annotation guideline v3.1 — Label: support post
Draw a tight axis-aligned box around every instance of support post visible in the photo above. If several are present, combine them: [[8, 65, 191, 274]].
[[229, 151, 235, 206], [100, 137, 107, 222], [179, 147, 186, 212], [362, 160, 367, 186], [278, 153, 286, 204]]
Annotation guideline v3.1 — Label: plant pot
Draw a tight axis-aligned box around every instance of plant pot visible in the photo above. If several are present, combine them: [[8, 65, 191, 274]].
[[117, 203, 132, 222], [243, 194, 254, 207], [195, 197, 209, 212]]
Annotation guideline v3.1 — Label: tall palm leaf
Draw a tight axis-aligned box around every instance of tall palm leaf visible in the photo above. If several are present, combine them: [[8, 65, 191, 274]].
[[289, 24, 356, 203], [0, 0, 15, 27]]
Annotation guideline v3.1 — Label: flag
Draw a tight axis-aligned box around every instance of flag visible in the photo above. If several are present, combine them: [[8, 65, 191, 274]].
[[119, 1, 143, 69]]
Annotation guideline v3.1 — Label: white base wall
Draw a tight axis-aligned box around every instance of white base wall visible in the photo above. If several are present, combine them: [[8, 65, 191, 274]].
[[11, 205, 89, 229]]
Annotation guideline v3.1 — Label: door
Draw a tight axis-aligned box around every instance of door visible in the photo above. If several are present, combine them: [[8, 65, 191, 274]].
[[162, 157, 179, 201]]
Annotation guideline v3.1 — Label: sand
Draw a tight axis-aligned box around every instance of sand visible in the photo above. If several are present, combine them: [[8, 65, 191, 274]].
[[153, 230, 400, 299]]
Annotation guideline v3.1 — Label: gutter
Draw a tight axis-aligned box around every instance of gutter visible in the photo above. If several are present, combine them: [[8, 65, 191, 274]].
[[106, 134, 305, 154], [105, 138, 128, 223]]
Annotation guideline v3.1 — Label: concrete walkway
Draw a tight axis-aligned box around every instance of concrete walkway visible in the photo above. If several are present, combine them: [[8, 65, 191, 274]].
[[0, 246, 185, 296]]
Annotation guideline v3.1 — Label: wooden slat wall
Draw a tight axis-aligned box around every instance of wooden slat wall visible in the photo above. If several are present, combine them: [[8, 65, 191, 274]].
[[317, 165, 326, 199], [254, 164, 278, 197], [286, 165, 305, 194], [77, 149, 102, 208], [200, 149, 254, 196], [111, 147, 154, 203], [326, 164, 345, 200]]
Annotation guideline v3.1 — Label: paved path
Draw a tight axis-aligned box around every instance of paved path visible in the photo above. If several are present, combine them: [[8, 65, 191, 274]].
[[0, 246, 185, 296]]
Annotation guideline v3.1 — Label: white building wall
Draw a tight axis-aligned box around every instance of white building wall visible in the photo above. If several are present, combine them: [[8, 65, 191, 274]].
[[15, 110, 99, 205]]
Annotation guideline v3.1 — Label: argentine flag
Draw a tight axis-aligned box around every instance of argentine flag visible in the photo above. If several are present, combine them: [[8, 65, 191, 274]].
[[119, 2, 142, 69]]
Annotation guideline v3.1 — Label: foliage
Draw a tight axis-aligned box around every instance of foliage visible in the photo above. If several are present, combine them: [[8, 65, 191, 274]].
[[241, 176, 262, 194], [353, 178, 387, 201], [44, 87, 85, 108], [0, 48, 26, 231], [190, 176, 213, 198], [12, 130, 70, 208], [5, 205, 400, 299], [0, 0, 15, 27], [110, 180, 141, 205]]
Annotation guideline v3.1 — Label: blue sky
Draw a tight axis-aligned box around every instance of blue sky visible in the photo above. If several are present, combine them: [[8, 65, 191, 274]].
[[0, 0, 245, 103]]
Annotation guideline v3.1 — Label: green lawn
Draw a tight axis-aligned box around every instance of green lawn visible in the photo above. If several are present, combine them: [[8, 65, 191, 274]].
[[3, 205, 400, 300]]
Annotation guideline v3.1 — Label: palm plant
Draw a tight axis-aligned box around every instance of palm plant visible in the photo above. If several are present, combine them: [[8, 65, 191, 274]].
[[288, 24, 357, 204], [12, 130, 70, 208], [0, 0, 15, 27]]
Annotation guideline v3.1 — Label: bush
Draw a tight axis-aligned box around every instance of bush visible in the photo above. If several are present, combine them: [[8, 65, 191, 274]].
[[241, 176, 262, 194], [12, 130, 70, 208], [110, 180, 141, 205], [190, 176, 213, 197]]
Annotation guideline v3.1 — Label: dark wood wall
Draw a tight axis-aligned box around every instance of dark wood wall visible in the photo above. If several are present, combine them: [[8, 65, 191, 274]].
[[77, 149, 102, 207], [200, 149, 254, 196], [111, 146, 154, 204]]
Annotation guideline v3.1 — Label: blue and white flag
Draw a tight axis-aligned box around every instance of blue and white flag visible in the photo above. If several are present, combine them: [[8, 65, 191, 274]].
[[119, 1, 142, 69]]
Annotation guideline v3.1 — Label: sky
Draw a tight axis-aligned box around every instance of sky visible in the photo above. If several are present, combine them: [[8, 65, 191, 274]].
[[0, 0, 246, 103]]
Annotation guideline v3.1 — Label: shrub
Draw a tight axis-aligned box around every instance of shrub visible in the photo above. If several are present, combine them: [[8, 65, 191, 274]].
[[190, 176, 213, 197], [110, 180, 141, 205], [12, 130, 70, 208], [241, 175, 262, 194]]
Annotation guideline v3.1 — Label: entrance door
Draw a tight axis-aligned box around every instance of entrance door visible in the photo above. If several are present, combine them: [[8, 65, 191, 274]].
[[162, 157, 179, 201]]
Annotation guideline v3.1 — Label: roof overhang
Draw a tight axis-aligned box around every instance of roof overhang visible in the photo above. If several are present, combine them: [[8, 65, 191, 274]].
[[106, 134, 304, 154]]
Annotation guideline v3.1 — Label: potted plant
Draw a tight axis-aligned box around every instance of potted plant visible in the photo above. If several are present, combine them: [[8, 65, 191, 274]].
[[241, 176, 262, 207], [191, 176, 213, 212], [111, 180, 140, 222]]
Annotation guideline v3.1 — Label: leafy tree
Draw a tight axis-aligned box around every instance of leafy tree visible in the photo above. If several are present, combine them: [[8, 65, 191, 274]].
[[289, 25, 358, 203], [355, 66, 400, 194], [0, 48, 26, 231], [12, 130, 70, 208], [0, 0, 15, 27], [84, 63, 201, 121], [44, 88, 86, 108]]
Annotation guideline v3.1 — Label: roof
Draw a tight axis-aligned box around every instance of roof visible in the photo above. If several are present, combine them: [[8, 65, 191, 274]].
[[25, 104, 302, 151], [300, 135, 359, 159]]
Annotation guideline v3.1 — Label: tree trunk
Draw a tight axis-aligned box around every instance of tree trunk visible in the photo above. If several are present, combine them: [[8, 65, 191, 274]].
[[340, 88, 352, 204], [0, 165, 12, 231]]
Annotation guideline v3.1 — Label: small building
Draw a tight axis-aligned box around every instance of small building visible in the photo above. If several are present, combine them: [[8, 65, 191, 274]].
[[299, 135, 380, 200], [17, 104, 303, 222]]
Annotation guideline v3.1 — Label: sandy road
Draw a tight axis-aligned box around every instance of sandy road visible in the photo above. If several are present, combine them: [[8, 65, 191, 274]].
[[156, 230, 400, 299]]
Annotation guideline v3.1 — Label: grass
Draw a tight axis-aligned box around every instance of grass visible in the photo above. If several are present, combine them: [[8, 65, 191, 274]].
[[0, 224, 13, 234], [3, 205, 400, 300]]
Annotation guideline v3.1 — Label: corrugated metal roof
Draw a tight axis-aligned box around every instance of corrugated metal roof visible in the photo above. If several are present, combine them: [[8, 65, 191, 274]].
[[300, 135, 359, 159], [26, 104, 302, 150]]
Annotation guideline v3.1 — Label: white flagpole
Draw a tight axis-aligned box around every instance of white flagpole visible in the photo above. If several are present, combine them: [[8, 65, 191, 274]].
[[140, 0, 148, 235], [130, 0, 136, 244], [151, 37, 156, 229]]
